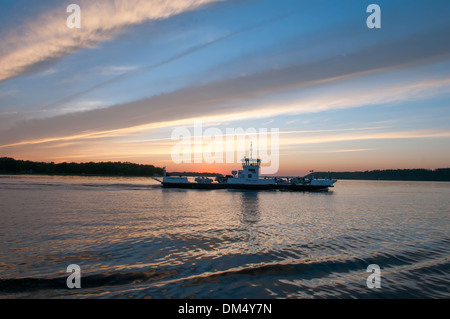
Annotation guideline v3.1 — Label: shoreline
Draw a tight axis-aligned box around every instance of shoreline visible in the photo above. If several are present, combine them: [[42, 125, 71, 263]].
[[1, 173, 450, 183]]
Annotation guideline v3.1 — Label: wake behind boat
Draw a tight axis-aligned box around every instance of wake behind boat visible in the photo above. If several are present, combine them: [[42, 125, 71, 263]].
[[157, 156, 336, 191]]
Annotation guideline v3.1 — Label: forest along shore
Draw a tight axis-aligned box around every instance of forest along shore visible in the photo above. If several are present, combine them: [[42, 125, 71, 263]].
[[1, 157, 450, 181]]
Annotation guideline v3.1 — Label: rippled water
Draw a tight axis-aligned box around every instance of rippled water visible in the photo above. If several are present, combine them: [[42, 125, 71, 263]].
[[0, 175, 448, 299]]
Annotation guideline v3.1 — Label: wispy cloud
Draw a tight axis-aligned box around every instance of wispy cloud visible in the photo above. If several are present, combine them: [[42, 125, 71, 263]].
[[1, 72, 449, 148], [60, 100, 108, 113], [325, 148, 375, 153], [43, 9, 302, 109], [0, 0, 221, 82], [1, 16, 450, 152], [35, 68, 58, 77], [293, 148, 376, 154], [280, 130, 450, 146], [99, 65, 141, 75]]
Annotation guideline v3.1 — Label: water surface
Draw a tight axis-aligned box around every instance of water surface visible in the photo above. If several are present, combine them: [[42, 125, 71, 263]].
[[0, 175, 448, 298]]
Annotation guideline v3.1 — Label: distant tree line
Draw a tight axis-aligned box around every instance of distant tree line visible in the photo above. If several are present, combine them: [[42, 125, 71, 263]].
[[2, 157, 449, 181], [0, 157, 164, 176], [307, 168, 450, 182], [167, 172, 220, 177]]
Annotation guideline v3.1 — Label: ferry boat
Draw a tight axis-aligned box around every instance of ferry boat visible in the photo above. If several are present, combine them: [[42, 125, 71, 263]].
[[157, 156, 336, 191]]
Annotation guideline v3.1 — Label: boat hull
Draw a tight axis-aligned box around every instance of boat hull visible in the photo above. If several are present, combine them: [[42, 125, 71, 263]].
[[162, 182, 332, 191]]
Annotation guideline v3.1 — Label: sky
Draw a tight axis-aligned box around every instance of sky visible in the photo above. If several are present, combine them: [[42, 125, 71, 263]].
[[0, 0, 449, 175]]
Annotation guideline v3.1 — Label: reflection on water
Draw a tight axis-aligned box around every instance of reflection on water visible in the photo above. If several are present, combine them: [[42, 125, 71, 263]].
[[239, 191, 261, 225], [0, 176, 449, 299], [237, 191, 262, 255]]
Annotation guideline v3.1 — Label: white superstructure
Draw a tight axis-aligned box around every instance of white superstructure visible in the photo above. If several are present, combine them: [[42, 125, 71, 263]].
[[226, 157, 275, 185]]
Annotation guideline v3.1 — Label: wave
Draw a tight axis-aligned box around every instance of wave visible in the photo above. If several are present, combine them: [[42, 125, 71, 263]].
[[0, 269, 177, 294], [2, 237, 448, 297], [2, 249, 448, 298]]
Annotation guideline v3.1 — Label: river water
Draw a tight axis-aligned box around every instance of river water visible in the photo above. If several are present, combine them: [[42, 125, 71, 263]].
[[0, 175, 448, 298]]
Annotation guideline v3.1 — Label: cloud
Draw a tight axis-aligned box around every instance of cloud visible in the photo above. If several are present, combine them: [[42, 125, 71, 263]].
[[99, 65, 141, 75], [280, 130, 450, 146], [1, 25, 450, 148], [43, 9, 302, 109], [0, 0, 222, 82], [1, 74, 449, 150]]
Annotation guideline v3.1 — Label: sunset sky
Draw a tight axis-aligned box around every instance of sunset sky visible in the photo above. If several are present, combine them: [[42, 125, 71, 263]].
[[0, 0, 449, 175]]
